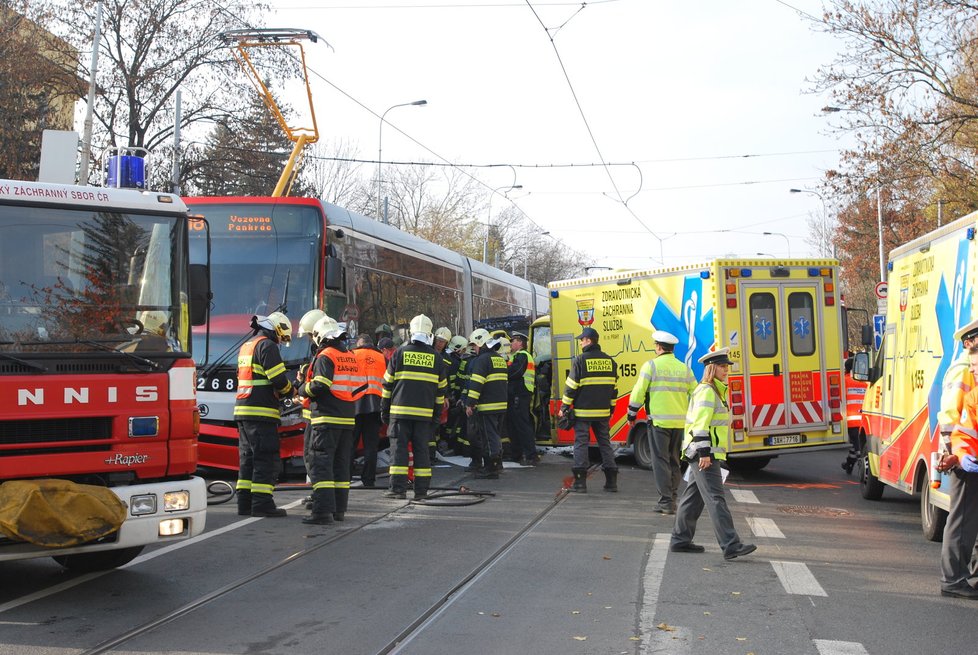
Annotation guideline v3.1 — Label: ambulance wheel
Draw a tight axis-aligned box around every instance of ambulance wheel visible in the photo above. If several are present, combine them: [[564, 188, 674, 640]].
[[727, 457, 772, 472], [632, 424, 653, 470], [920, 478, 946, 542], [52, 546, 144, 572], [857, 451, 884, 500]]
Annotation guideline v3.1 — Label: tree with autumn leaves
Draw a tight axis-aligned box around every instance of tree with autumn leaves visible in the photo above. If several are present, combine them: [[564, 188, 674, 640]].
[[812, 0, 978, 316]]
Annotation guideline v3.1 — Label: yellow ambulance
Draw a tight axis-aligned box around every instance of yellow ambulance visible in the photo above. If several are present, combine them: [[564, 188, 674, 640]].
[[531, 259, 847, 470], [852, 211, 978, 541]]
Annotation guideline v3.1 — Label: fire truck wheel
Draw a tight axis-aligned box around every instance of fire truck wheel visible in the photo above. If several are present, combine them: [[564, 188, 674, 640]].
[[631, 424, 653, 470], [920, 477, 947, 543], [727, 457, 772, 472], [857, 451, 884, 500], [52, 546, 144, 573]]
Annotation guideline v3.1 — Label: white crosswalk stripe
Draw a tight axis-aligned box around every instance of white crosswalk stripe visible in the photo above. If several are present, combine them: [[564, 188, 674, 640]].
[[748, 516, 785, 538], [729, 488, 760, 503], [771, 560, 827, 596], [813, 639, 869, 654]]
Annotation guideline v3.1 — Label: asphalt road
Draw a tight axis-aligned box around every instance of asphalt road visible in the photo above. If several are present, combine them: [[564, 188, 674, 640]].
[[0, 447, 969, 655]]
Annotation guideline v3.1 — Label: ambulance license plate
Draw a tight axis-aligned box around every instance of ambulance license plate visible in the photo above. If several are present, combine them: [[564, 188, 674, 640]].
[[765, 434, 804, 446]]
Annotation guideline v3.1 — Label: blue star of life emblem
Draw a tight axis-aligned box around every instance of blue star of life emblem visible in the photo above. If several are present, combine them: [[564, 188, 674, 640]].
[[754, 317, 773, 340], [793, 316, 811, 338]]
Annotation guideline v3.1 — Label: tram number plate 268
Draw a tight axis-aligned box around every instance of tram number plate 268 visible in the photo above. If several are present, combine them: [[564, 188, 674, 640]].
[[198, 372, 237, 392]]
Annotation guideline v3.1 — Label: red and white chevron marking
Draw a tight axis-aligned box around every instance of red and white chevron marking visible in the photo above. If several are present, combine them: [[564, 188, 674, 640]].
[[790, 401, 824, 424], [751, 403, 786, 427]]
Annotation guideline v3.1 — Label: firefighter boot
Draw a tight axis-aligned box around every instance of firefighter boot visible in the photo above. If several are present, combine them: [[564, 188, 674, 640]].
[[465, 454, 482, 472], [570, 468, 587, 493], [603, 468, 618, 492], [236, 490, 252, 516], [251, 493, 287, 518], [476, 459, 499, 479], [303, 488, 335, 524]]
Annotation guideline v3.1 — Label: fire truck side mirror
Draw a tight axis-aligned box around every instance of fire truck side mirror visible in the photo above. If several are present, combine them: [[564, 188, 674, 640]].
[[188, 264, 211, 326], [860, 324, 873, 347], [852, 351, 870, 382]]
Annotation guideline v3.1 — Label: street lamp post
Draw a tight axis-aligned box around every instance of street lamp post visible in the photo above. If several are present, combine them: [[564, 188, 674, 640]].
[[762, 231, 791, 257], [483, 184, 522, 264], [377, 99, 426, 223], [790, 188, 835, 257]]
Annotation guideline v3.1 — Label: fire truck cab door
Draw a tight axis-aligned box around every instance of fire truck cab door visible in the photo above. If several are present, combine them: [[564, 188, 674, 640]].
[[742, 282, 828, 434]]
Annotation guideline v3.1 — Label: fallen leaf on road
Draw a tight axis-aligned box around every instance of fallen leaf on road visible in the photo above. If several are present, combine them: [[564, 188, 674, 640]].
[[571, 610, 580, 615], [736, 637, 747, 641], [573, 636, 587, 641], [656, 623, 676, 632], [603, 555, 612, 560]]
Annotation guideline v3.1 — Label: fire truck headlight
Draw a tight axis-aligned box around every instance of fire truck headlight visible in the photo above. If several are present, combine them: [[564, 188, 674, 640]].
[[163, 490, 191, 512], [158, 518, 187, 537], [130, 494, 157, 516]]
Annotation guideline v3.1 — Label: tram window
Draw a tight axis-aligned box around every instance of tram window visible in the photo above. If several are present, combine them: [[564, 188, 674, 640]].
[[788, 291, 816, 356], [749, 292, 778, 358]]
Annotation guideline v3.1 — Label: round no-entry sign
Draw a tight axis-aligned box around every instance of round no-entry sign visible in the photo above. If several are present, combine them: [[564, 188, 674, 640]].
[[875, 281, 888, 299]]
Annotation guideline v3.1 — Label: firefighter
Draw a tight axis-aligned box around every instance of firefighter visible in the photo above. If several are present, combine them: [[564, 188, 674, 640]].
[[352, 333, 386, 488], [296, 309, 326, 489], [841, 355, 868, 474], [626, 330, 697, 511], [382, 314, 447, 500], [465, 329, 509, 478], [507, 331, 539, 466], [234, 312, 294, 518], [431, 327, 454, 459], [558, 327, 618, 492], [670, 348, 756, 560], [939, 344, 978, 598], [446, 335, 471, 458], [298, 316, 361, 525]]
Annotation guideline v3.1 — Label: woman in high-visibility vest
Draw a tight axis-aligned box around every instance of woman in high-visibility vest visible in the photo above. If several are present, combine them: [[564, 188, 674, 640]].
[[670, 348, 756, 560]]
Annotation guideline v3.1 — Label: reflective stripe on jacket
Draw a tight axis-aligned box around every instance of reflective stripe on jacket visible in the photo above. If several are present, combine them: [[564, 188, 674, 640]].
[[354, 346, 387, 414], [382, 342, 447, 420], [627, 353, 696, 428], [465, 350, 509, 414], [508, 349, 535, 394], [299, 345, 359, 427], [234, 334, 292, 422], [939, 353, 974, 434], [951, 386, 978, 460], [681, 380, 729, 461], [561, 344, 617, 420], [844, 372, 867, 428]]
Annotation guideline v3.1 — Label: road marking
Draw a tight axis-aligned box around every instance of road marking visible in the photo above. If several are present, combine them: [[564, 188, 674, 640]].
[[813, 639, 869, 654], [640, 533, 688, 654], [748, 517, 785, 538], [730, 489, 760, 504], [771, 560, 827, 596]]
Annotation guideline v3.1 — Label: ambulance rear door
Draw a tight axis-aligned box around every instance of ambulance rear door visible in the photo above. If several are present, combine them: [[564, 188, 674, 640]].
[[741, 280, 829, 445]]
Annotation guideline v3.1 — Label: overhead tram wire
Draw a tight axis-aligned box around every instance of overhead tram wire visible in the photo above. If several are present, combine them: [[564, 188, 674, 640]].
[[199, 1, 556, 245], [523, 0, 665, 260]]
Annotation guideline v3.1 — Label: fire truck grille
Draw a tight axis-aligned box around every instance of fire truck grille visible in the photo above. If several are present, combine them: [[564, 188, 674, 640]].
[[0, 417, 114, 447]]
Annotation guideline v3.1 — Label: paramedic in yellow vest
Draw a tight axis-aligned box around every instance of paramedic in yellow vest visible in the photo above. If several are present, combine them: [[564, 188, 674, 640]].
[[234, 312, 294, 518], [670, 348, 756, 560], [298, 316, 362, 525], [507, 331, 539, 466], [627, 330, 697, 514], [382, 314, 447, 500], [937, 319, 978, 472], [559, 327, 618, 493]]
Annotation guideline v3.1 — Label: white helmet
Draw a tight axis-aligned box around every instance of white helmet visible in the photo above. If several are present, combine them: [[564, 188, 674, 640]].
[[254, 312, 292, 345], [469, 328, 491, 347], [312, 315, 347, 344], [298, 309, 326, 337], [448, 335, 468, 353], [434, 327, 452, 344], [409, 314, 433, 338], [138, 310, 168, 336]]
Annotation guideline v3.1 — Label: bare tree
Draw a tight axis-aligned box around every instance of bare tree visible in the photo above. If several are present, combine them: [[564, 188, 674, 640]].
[[44, 0, 267, 182], [300, 139, 369, 209]]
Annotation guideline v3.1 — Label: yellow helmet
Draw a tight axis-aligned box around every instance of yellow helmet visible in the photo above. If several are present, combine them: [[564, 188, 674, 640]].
[[266, 311, 292, 346], [298, 309, 326, 337], [434, 327, 452, 343], [468, 328, 491, 347]]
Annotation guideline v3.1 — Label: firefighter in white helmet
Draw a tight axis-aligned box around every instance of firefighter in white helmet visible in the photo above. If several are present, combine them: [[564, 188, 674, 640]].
[[445, 335, 470, 455], [381, 314, 447, 500], [297, 316, 362, 525], [464, 329, 509, 478], [431, 327, 454, 458], [234, 313, 294, 518]]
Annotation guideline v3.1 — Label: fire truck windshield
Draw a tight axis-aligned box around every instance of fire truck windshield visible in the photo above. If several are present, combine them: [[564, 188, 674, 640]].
[[188, 202, 321, 367], [0, 205, 186, 354]]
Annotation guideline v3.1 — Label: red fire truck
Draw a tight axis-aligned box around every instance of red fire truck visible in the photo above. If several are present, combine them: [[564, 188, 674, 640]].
[[0, 177, 209, 571]]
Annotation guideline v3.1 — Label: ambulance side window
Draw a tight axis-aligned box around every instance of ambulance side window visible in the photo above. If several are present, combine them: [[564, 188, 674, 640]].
[[787, 292, 816, 356], [749, 293, 778, 358]]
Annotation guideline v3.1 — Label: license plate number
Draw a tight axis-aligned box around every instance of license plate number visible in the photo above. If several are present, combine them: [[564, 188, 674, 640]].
[[765, 434, 804, 446]]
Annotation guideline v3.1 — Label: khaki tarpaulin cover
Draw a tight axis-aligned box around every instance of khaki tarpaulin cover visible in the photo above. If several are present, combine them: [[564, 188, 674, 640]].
[[0, 479, 126, 547]]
